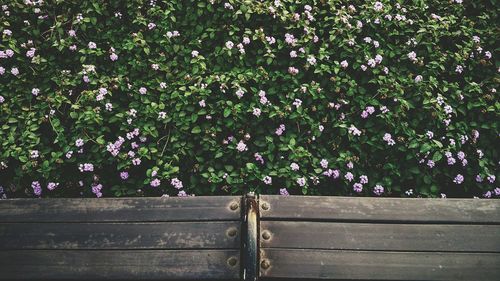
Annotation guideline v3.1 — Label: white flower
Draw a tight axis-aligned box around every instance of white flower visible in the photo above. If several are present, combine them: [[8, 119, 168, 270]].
[[340, 60, 348, 68], [225, 41, 234, 49]]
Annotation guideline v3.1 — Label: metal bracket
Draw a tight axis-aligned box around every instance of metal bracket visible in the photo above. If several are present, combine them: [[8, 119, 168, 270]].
[[241, 192, 259, 281]]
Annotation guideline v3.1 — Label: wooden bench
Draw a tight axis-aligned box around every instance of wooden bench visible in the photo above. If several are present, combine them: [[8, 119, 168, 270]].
[[1, 194, 499, 280]]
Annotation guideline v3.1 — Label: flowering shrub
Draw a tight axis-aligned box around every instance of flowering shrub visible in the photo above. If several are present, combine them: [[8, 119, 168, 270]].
[[0, 0, 498, 198]]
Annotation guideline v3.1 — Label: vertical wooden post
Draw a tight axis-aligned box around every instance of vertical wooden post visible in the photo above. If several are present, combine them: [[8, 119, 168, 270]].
[[241, 192, 259, 281]]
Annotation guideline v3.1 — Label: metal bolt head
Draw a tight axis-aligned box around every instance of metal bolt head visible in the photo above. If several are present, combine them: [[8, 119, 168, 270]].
[[227, 227, 238, 237], [261, 202, 270, 210], [261, 259, 270, 269], [227, 256, 238, 267], [229, 201, 239, 211], [262, 230, 271, 240]]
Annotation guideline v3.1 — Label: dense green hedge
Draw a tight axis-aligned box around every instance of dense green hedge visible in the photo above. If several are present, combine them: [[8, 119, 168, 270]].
[[0, 0, 498, 198]]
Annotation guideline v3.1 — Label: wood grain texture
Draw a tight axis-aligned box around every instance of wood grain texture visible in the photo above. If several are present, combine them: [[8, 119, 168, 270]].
[[0, 222, 239, 250], [0, 250, 240, 280], [260, 221, 500, 252], [260, 249, 500, 280], [0, 196, 241, 222], [260, 195, 500, 223]]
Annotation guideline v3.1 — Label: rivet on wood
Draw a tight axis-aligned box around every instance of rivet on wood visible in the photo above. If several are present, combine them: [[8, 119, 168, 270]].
[[229, 201, 239, 211], [261, 202, 270, 210], [262, 230, 271, 240], [227, 227, 238, 237], [227, 256, 238, 267], [261, 259, 270, 269]]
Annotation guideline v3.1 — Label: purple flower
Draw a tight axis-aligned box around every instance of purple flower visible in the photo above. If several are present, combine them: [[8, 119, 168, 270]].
[[91, 183, 103, 198], [254, 153, 264, 164], [453, 174, 464, 184], [296, 177, 306, 187], [476, 175, 483, 182], [494, 188, 500, 196], [47, 182, 59, 191], [263, 176, 272, 185], [290, 163, 299, 171], [383, 133, 395, 146], [275, 124, 285, 136], [236, 140, 247, 152], [345, 172, 354, 182], [373, 184, 384, 196], [177, 190, 188, 197], [150, 178, 161, 187], [353, 183, 363, 193], [88, 42, 97, 49], [359, 175, 368, 184], [32, 181, 42, 196], [487, 175, 496, 183], [139, 87, 147, 95], [132, 158, 141, 166], [426, 131, 434, 139], [320, 159, 328, 169], [171, 178, 183, 189], [120, 171, 129, 180], [483, 191, 492, 198], [75, 138, 84, 147], [279, 188, 289, 196], [79, 163, 94, 172], [110, 53, 118, 61]]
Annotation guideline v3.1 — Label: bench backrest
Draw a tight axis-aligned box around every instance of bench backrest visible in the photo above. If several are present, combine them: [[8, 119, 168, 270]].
[[1, 195, 499, 280]]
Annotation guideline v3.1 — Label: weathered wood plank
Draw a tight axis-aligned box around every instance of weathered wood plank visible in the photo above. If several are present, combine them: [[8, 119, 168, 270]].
[[260, 249, 500, 280], [261, 221, 500, 252], [260, 195, 500, 223], [0, 250, 240, 280], [0, 222, 239, 250], [0, 196, 241, 222]]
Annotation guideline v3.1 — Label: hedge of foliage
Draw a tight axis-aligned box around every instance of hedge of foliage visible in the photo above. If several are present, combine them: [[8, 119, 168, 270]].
[[0, 0, 498, 199]]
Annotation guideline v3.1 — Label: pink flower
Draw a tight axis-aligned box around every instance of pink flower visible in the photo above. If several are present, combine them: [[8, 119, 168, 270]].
[[110, 53, 118, 61], [139, 87, 147, 95], [340, 60, 348, 68], [290, 163, 299, 171], [88, 42, 97, 49]]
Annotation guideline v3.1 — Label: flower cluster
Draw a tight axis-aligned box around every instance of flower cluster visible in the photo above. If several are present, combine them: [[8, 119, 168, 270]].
[[0, 1, 497, 199]]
